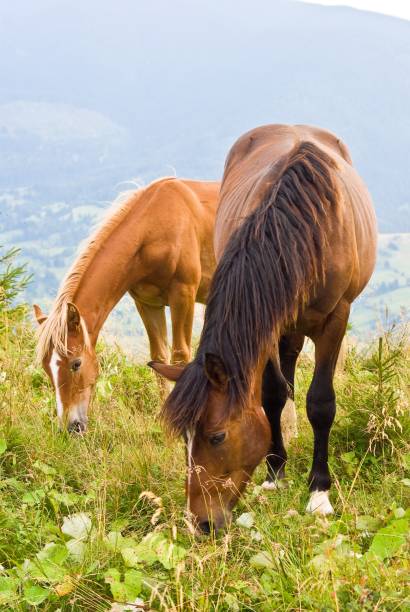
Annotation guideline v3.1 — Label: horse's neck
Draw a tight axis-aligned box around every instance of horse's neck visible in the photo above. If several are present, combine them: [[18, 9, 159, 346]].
[[74, 272, 130, 344], [69, 241, 138, 344]]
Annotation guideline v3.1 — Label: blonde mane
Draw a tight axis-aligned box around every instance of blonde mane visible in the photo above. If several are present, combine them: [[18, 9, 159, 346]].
[[36, 177, 176, 362]]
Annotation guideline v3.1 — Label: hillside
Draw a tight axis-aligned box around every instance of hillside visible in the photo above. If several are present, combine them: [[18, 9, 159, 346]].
[[0, 297, 409, 609]]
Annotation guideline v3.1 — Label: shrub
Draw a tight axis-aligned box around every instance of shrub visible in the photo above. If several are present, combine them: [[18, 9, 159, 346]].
[[337, 326, 409, 456], [0, 246, 31, 324]]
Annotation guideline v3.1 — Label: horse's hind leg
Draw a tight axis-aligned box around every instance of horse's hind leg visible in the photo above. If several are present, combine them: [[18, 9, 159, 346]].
[[262, 333, 304, 489], [134, 300, 170, 398], [306, 300, 350, 515]]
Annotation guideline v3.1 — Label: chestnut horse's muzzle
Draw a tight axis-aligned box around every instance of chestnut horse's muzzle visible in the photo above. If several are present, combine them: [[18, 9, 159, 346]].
[[67, 419, 88, 434]]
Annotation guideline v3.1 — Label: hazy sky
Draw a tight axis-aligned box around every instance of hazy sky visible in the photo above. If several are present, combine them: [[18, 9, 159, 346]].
[[300, 0, 410, 20]]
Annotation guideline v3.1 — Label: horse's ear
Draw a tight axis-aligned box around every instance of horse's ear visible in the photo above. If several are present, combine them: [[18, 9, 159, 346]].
[[204, 353, 228, 391], [67, 302, 81, 332], [33, 304, 47, 325], [148, 361, 185, 382]]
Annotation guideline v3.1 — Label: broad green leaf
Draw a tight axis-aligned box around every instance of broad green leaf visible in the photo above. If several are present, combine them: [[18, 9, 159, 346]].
[[22, 488, 46, 505], [121, 532, 186, 570], [104, 568, 121, 584], [122, 532, 166, 567], [104, 568, 142, 602], [49, 490, 80, 507], [37, 542, 69, 566], [341, 451, 357, 464], [140, 531, 167, 550], [66, 539, 86, 562], [367, 518, 409, 560], [33, 460, 57, 476], [26, 542, 69, 583], [23, 583, 49, 605], [121, 545, 156, 567], [355, 515, 382, 532], [0, 438, 7, 455], [155, 539, 186, 570], [249, 551, 274, 569], [109, 581, 129, 603], [25, 559, 67, 583], [61, 513, 91, 540], [236, 512, 255, 529], [0, 576, 18, 605], [105, 531, 136, 552], [123, 569, 142, 596]]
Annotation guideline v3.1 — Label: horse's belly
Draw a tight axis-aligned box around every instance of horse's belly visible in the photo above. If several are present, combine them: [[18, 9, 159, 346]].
[[131, 283, 168, 307]]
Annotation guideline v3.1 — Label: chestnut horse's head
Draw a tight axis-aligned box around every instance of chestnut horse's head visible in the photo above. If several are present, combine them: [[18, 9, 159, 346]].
[[150, 353, 271, 534], [34, 302, 98, 433]]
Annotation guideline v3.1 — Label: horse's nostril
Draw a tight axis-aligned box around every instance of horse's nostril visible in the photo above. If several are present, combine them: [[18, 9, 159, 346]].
[[198, 520, 213, 535]]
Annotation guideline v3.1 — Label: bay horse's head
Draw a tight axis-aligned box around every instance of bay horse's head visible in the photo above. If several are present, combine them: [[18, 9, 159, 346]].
[[34, 302, 98, 433], [150, 353, 271, 534]]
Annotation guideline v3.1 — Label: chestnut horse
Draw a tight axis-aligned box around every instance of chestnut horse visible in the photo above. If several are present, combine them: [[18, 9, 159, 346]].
[[34, 178, 219, 432], [151, 125, 377, 532]]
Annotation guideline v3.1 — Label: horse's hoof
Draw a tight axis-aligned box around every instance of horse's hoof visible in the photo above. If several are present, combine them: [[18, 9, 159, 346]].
[[262, 480, 278, 490], [306, 490, 334, 515], [261, 479, 288, 490]]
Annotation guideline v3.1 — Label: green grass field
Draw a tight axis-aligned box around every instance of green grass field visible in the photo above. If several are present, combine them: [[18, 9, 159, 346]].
[[0, 301, 409, 611]]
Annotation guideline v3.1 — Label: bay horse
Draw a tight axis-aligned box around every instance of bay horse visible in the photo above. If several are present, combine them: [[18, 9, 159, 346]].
[[150, 125, 377, 532], [34, 178, 219, 432]]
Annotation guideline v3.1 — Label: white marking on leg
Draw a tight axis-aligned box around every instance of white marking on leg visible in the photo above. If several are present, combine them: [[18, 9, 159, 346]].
[[261, 480, 279, 490], [50, 350, 64, 421], [306, 490, 334, 515]]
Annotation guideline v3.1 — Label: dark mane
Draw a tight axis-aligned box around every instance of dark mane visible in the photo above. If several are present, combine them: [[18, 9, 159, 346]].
[[163, 141, 339, 435]]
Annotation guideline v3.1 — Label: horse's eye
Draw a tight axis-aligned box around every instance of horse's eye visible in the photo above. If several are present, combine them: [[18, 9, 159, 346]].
[[209, 432, 226, 446], [70, 359, 82, 372]]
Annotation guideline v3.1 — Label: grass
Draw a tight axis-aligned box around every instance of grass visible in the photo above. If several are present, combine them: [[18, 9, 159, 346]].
[[0, 308, 409, 611]]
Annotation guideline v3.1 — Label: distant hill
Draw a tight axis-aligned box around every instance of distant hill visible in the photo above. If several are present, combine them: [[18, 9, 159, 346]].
[[1, 0, 409, 344], [0, 0, 410, 230]]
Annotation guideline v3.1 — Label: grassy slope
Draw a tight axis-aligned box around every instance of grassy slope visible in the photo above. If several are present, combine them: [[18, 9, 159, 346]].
[[0, 314, 409, 611]]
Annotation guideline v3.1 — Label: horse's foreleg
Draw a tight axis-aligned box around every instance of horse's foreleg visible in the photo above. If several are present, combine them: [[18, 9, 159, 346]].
[[261, 333, 304, 489], [134, 300, 170, 398], [306, 300, 350, 515], [278, 333, 305, 446], [168, 283, 197, 365], [261, 358, 289, 489]]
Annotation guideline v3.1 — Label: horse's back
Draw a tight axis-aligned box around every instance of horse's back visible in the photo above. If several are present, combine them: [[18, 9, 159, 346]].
[[216, 124, 353, 257], [216, 124, 377, 313]]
